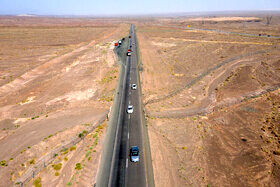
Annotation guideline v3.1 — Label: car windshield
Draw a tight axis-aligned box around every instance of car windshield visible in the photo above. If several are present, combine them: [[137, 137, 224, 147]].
[[131, 151, 139, 156]]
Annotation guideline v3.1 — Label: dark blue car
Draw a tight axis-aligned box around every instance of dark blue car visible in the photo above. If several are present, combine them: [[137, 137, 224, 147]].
[[130, 146, 139, 162]]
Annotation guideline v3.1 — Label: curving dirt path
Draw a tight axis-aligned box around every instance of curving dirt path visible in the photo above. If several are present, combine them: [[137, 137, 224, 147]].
[[146, 48, 280, 118]]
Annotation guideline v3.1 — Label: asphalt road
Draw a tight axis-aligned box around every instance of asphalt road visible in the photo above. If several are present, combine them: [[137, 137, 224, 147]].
[[109, 24, 147, 187]]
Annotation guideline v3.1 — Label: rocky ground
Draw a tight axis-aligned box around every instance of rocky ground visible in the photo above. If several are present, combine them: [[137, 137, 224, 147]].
[[136, 15, 280, 186]]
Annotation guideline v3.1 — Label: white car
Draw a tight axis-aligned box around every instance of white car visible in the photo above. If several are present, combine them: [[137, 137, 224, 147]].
[[127, 105, 133, 114], [131, 84, 137, 90]]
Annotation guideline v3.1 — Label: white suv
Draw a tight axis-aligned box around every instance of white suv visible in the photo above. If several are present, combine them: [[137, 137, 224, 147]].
[[131, 84, 137, 90], [127, 105, 133, 114]]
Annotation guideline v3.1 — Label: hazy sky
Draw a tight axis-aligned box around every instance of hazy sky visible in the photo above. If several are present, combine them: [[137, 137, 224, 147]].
[[0, 0, 280, 15]]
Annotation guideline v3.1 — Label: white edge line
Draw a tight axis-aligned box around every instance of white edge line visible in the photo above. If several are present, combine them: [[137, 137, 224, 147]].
[[128, 132, 130, 139], [126, 158, 128, 168]]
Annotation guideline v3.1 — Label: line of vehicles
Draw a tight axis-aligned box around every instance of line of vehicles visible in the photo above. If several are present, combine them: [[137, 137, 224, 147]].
[[126, 83, 139, 162], [115, 33, 140, 163], [126, 34, 140, 163]]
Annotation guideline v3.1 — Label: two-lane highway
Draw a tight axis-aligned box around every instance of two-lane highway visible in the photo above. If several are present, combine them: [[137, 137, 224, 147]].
[[109, 24, 147, 187], [125, 25, 146, 187]]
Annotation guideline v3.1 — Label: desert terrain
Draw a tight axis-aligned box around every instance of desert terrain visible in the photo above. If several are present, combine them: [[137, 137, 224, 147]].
[[1, 13, 280, 187], [136, 14, 280, 186], [0, 16, 129, 186]]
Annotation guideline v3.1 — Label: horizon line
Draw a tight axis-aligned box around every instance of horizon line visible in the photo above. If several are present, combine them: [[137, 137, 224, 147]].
[[1, 9, 280, 17]]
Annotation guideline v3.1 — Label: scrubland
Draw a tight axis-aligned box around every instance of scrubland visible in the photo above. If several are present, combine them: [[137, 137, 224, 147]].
[[136, 15, 280, 186], [0, 16, 129, 186]]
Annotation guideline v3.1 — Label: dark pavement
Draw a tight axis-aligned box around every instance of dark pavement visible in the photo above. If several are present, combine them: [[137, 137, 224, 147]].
[[111, 24, 147, 187]]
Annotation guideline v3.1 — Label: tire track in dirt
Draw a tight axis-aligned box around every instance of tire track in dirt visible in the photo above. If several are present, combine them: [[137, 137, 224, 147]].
[[147, 83, 280, 118], [146, 48, 280, 118], [144, 50, 268, 106]]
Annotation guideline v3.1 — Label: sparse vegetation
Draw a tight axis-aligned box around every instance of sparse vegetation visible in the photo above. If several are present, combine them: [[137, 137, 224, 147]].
[[0, 160, 7, 167], [52, 163, 62, 171], [31, 116, 40, 120], [99, 95, 113, 102], [70, 146, 76, 151], [78, 133, 84, 138], [61, 148, 69, 155], [100, 69, 118, 84], [33, 177, 42, 187], [15, 124, 20, 128], [75, 163, 82, 170], [85, 151, 91, 158], [29, 159, 35, 165], [78, 130, 88, 138]]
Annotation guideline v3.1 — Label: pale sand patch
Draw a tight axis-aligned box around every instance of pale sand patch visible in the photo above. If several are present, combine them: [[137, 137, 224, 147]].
[[109, 42, 116, 49], [174, 73, 184, 77], [106, 48, 116, 67], [164, 37, 275, 46], [151, 41, 176, 47], [19, 96, 36, 105], [38, 54, 57, 62], [187, 17, 261, 22], [46, 88, 96, 105], [65, 60, 80, 72], [13, 118, 30, 124]]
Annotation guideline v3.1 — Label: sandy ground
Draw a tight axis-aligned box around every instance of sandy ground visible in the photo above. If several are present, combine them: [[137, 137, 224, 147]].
[[0, 17, 129, 186], [187, 17, 262, 22], [27, 122, 107, 187], [136, 15, 280, 186]]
